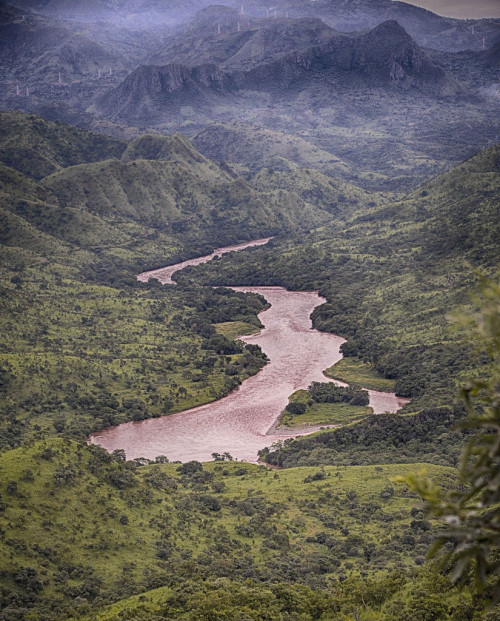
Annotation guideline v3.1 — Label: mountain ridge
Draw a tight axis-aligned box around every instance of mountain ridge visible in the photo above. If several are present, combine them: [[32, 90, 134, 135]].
[[96, 20, 457, 126]]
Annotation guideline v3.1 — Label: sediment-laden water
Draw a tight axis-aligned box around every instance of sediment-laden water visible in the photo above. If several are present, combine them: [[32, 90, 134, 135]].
[[90, 242, 408, 463]]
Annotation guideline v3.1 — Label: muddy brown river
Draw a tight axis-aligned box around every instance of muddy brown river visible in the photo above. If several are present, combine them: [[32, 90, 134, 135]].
[[89, 241, 409, 463]]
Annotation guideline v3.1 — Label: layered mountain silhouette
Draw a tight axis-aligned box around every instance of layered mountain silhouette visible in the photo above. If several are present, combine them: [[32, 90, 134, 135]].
[[241, 20, 455, 93], [0, 2, 126, 80], [4, 0, 207, 23], [7, 0, 499, 52], [96, 20, 457, 126], [146, 6, 340, 69]]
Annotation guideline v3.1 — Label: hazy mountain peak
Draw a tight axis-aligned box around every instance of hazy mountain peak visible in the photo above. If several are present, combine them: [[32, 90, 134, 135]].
[[191, 4, 240, 26], [95, 62, 232, 124], [367, 19, 411, 38]]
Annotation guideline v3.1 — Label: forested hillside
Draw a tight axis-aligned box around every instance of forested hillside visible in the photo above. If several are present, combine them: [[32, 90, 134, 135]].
[[0, 437, 480, 620], [0, 113, 342, 279], [1, 0, 500, 614], [180, 143, 500, 469]]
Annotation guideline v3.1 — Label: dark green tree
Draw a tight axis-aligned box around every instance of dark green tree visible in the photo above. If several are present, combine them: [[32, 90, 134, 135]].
[[402, 275, 500, 604]]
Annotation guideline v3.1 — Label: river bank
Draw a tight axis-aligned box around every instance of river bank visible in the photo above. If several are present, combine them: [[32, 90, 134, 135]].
[[90, 241, 409, 463]]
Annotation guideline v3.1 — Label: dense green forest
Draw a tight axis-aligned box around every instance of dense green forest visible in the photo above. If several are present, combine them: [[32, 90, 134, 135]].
[[0, 111, 499, 619]]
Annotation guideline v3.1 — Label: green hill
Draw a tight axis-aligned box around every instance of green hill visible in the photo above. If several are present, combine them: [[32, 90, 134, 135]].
[[0, 437, 469, 620], [39, 149, 328, 267], [0, 112, 126, 181], [250, 164, 385, 216], [0, 115, 344, 278], [193, 122, 351, 178], [41, 147, 325, 236]]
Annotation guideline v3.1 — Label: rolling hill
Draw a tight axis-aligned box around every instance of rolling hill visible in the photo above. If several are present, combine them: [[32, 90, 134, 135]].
[[0, 114, 342, 276], [0, 437, 470, 620], [192, 122, 350, 178], [0, 111, 126, 180]]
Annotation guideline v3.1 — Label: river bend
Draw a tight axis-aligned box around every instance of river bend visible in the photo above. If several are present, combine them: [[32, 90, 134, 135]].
[[90, 243, 408, 463]]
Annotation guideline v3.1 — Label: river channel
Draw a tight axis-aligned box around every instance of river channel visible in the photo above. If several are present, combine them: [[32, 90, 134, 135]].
[[89, 240, 409, 463]]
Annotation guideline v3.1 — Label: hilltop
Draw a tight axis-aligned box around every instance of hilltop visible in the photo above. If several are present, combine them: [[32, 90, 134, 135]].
[[0, 111, 126, 180], [0, 113, 338, 277]]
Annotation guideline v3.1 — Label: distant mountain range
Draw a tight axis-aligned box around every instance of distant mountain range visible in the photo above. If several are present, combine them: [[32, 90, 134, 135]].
[[5, 0, 500, 52], [1, 1, 497, 115], [95, 19, 458, 127], [1, 1, 499, 191]]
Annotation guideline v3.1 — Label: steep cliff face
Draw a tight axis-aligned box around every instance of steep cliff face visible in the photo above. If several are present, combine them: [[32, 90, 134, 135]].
[[239, 20, 456, 95], [95, 63, 233, 124], [95, 20, 458, 126]]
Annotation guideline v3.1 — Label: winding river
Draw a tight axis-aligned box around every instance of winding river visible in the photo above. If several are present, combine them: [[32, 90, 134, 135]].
[[89, 240, 408, 463]]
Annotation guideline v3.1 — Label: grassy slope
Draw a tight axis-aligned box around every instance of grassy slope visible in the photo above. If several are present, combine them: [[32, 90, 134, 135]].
[[324, 358, 396, 392], [0, 111, 126, 181], [40, 153, 326, 250], [0, 259, 268, 447], [192, 122, 351, 178], [0, 437, 456, 619], [250, 165, 387, 216], [280, 401, 371, 428]]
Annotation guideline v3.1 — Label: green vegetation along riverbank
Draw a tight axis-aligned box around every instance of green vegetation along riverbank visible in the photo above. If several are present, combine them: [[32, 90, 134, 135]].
[[324, 358, 396, 393]]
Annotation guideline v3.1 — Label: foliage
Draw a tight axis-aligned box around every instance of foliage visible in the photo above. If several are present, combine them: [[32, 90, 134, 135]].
[[308, 382, 369, 406], [261, 405, 468, 468], [279, 385, 372, 429], [400, 275, 500, 603], [0, 437, 482, 620], [0, 271, 268, 448]]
